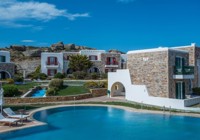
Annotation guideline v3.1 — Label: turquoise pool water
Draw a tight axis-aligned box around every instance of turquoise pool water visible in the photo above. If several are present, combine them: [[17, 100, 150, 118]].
[[1, 106, 200, 140], [31, 89, 46, 97]]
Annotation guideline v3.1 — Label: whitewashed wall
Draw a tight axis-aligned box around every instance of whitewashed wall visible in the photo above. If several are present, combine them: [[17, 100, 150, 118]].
[[108, 69, 200, 110], [41, 52, 63, 74], [0, 51, 10, 63], [80, 50, 105, 61]]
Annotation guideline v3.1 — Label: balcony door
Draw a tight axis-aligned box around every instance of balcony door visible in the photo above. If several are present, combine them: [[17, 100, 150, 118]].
[[175, 57, 184, 68], [176, 82, 185, 99]]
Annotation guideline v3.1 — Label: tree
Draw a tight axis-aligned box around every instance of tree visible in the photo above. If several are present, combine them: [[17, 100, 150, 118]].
[[68, 54, 93, 72]]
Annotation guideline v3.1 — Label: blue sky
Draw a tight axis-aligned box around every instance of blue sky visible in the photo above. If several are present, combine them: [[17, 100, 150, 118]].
[[0, 0, 199, 52]]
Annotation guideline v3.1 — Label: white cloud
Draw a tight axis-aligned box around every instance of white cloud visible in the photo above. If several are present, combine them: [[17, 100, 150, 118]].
[[0, 0, 89, 28], [21, 40, 35, 43], [118, 0, 135, 3]]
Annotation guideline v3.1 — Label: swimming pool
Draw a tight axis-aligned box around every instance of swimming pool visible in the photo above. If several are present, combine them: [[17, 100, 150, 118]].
[[1, 106, 200, 140], [31, 89, 46, 97]]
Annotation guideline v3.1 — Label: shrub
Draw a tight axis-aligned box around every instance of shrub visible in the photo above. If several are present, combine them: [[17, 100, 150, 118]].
[[6, 78, 14, 84], [54, 72, 65, 79], [100, 73, 107, 79], [46, 88, 58, 96], [3, 85, 21, 97], [73, 71, 87, 79], [38, 73, 47, 80], [49, 79, 63, 89], [97, 81, 108, 88], [90, 73, 99, 80], [14, 76, 24, 82], [192, 87, 200, 95], [84, 81, 108, 89], [84, 81, 98, 89]]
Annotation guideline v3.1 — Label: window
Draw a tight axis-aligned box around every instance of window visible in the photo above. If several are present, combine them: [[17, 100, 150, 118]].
[[0, 56, 6, 62], [47, 69, 57, 76], [115, 85, 118, 90], [89, 55, 97, 60], [47, 57, 57, 65], [106, 57, 117, 65], [175, 57, 185, 67]]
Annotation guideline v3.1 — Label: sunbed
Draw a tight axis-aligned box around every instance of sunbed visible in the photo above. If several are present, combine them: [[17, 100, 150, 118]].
[[3, 108, 29, 121], [0, 114, 19, 126]]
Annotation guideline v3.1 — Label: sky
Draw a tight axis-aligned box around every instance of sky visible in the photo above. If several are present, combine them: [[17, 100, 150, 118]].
[[0, 0, 199, 52]]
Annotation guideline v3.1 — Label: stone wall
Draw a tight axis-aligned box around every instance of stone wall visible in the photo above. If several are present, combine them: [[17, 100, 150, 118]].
[[15, 59, 40, 76], [0, 63, 15, 78], [127, 50, 169, 97], [4, 88, 107, 105], [101, 53, 121, 72]]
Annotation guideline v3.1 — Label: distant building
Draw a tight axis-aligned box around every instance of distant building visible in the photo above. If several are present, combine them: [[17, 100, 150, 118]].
[[0, 51, 15, 79], [41, 50, 127, 76]]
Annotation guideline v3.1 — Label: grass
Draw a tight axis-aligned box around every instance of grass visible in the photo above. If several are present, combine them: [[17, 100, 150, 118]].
[[57, 86, 89, 96], [3, 82, 40, 94], [14, 82, 40, 93]]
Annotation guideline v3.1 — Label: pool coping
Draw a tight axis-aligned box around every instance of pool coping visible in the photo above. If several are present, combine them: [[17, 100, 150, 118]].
[[1, 104, 200, 133]]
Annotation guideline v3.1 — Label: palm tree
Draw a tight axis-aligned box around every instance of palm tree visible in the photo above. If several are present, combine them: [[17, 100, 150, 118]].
[[68, 54, 93, 72]]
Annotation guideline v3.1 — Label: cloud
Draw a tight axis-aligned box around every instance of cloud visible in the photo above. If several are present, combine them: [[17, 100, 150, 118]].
[[0, 0, 89, 28], [21, 40, 35, 43], [118, 0, 135, 3]]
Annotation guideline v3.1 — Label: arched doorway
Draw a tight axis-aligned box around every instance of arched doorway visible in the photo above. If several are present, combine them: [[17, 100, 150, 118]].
[[88, 67, 100, 73], [0, 71, 11, 79], [111, 82, 125, 97]]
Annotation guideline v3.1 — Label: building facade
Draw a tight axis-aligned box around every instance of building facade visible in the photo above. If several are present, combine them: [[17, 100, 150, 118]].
[[41, 50, 126, 76], [127, 48, 193, 99], [0, 51, 15, 79], [108, 44, 200, 109]]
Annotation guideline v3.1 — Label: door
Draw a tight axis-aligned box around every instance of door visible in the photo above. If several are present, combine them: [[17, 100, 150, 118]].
[[176, 82, 185, 99]]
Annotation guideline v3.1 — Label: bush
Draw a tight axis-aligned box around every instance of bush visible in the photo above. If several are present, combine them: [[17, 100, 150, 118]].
[[38, 73, 47, 80], [89, 73, 100, 80], [28, 72, 47, 80], [100, 73, 107, 79], [73, 71, 87, 79], [192, 87, 200, 95], [6, 78, 14, 84], [3, 85, 21, 97], [54, 72, 65, 79], [84, 81, 98, 89], [46, 88, 58, 96], [97, 81, 108, 88], [14, 76, 24, 82], [84, 81, 107, 89], [49, 79, 63, 89]]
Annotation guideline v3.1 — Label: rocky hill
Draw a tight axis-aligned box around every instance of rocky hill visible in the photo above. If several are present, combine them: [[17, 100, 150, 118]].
[[0, 42, 96, 76]]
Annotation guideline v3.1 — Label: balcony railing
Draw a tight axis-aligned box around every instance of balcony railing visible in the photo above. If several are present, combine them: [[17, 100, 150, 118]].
[[46, 61, 59, 65], [174, 66, 194, 75], [106, 61, 118, 65]]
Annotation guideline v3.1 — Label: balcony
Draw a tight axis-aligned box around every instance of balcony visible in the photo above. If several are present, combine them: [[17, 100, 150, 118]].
[[45, 61, 60, 68], [173, 66, 194, 79], [105, 61, 119, 68]]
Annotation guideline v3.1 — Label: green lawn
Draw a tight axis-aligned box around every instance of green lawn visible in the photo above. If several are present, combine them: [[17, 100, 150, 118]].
[[57, 86, 89, 96], [3, 82, 40, 94]]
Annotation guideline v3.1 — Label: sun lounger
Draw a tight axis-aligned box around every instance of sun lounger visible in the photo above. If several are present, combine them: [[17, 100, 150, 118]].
[[3, 108, 29, 121], [0, 114, 19, 126]]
